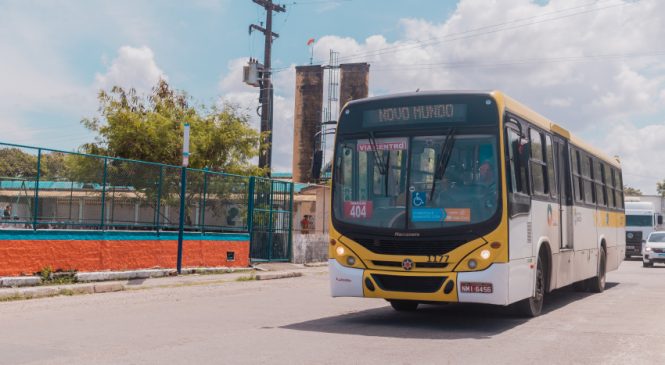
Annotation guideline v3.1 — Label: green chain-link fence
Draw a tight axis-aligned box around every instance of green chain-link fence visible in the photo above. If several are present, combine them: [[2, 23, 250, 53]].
[[0, 142, 293, 261]]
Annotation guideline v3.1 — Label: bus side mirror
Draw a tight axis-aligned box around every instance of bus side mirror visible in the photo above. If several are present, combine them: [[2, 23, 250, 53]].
[[311, 150, 323, 181]]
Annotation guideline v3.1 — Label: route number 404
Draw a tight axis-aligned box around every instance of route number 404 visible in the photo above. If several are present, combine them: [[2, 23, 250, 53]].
[[349, 205, 367, 218], [343, 201, 374, 219]]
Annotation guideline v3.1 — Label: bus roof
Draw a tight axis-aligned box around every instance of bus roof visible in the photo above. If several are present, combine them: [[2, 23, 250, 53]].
[[494, 91, 621, 168], [341, 90, 621, 168]]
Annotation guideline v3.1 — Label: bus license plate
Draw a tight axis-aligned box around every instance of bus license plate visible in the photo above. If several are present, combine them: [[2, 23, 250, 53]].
[[460, 282, 493, 294]]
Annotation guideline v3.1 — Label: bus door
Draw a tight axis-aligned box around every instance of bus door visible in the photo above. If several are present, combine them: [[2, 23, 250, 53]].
[[554, 137, 575, 286], [554, 137, 573, 250]]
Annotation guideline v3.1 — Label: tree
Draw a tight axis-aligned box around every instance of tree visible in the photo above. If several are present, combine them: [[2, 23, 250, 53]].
[[0, 148, 38, 179], [0, 148, 67, 181], [73, 80, 266, 228], [624, 185, 642, 196], [81, 79, 265, 176], [657, 181, 665, 197]]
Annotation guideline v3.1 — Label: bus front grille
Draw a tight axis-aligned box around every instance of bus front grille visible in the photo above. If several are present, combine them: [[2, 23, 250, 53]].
[[355, 238, 463, 256], [371, 274, 446, 293], [372, 261, 449, 269]]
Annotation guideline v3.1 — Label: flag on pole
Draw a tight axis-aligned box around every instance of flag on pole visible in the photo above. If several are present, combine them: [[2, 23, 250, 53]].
[[307, 38, 315, 46]]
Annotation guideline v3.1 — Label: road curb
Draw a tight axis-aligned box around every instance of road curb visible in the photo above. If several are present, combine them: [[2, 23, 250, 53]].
[[0, 267, 254, 288], [1, 267, 314, 302], [303, 262, 328, 267], [255, 271, 303, 280]]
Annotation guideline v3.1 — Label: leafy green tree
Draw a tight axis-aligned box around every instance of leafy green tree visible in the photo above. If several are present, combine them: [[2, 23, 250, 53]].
[[624, 185, 642, 196], [657, 181, 665, 197], [81, 79, 265, 176], [0, 148, 38, 179], [0, 148, 66, 180], [41, 152, 68, 180], [70, 80, 265, 228]]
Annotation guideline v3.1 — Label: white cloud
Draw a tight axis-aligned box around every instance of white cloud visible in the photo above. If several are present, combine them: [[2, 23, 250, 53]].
[[545, 97, 573, 107], [95, 46, 166, 93], [305, 0, 665, 190], [603, 123, 665, 194], [210, 0, 665, 187], [219, 58, 296, 172]]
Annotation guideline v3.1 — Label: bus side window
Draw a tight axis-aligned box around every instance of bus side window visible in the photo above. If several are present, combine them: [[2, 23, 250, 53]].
[[594, 160, 605, 207], [506, 128, 529, 195], [614, 168, 624, 209], [604, 164, 614, 208], [581, 154, 594, 204], [571, 149, 584, 203], [545, 135, 557, 198], [529, 129, 547, 196]]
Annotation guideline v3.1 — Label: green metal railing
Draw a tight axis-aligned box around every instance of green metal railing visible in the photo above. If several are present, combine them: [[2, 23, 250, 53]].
[[0, 142, 293, 261]]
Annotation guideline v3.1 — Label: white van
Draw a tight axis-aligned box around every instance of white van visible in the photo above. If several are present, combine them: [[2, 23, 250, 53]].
[[642, 231, 665, 267]]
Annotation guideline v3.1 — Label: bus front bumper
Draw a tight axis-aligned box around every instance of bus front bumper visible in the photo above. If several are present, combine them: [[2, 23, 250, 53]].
[[329, 259, 510, 305]]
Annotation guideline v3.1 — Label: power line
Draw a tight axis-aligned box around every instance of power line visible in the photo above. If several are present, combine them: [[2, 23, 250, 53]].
[[287, 0, 352, 5], [329, 1, 630, 64], [271, 48, 665, 74], [295, 0, 630, 67]]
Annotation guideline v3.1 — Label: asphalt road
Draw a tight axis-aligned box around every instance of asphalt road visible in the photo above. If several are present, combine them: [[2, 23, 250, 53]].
[[1, 259, 664, 365]]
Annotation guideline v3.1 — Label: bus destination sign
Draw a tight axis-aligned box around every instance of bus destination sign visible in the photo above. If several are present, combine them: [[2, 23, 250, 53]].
[[363, 103, 467, 126]]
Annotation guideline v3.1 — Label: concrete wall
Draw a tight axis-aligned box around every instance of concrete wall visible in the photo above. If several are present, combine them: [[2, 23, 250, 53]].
[[292, 65, 324, 183], [291, 185, 330, 263], [292, 233, 328, 264], [0, 230, 249, 276], [339, 63, 370, 110]]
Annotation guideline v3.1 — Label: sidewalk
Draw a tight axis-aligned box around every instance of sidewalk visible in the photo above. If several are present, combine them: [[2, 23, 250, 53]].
[[0, 262, 328, 302]]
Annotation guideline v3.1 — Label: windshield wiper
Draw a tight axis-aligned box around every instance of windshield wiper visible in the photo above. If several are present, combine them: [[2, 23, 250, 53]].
[[368, 132, 387, 176], [430, 128, 456, 201]]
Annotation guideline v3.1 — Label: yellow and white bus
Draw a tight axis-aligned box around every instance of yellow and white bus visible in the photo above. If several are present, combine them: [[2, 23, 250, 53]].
[[328, 91, 625, 316]]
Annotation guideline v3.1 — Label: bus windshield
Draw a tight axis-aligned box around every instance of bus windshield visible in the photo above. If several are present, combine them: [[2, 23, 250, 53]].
[[333, 132, 499, 231], [626, 215, 653, 227]]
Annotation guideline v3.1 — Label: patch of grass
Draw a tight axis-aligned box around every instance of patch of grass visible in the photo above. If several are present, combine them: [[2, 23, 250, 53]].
[[59, 289, 76, 296], [235, 275, 256, 282], [0, 294, 24, 302], [37, 267, 78, 286]]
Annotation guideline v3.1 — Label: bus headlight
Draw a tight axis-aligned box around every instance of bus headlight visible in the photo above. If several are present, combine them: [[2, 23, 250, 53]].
[[480, 249, 491, 260], [645, 246, 652, 252], [336, 246, 345, 256], [467, 259, 478, 269]]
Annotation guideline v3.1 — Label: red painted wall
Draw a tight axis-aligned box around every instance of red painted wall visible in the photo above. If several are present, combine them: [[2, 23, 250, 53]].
[[0, 239, 249, 277]]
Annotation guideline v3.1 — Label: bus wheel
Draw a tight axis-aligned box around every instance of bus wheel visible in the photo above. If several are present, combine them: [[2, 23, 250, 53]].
[[586, 247, 606, 293], [389, 300, 419, 311], [516, 254, 545, 317], [643, 260, 653, 268]]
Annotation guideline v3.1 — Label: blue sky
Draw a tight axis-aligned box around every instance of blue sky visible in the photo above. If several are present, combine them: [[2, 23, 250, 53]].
[[1, 0, 665, 193]]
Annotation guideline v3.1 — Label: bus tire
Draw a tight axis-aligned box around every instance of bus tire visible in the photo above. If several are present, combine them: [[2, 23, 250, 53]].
[[516, 254, 545, 317], [643, 261, 653, 268], [389, 300, 419, 311], [586, 247, 606, 293]]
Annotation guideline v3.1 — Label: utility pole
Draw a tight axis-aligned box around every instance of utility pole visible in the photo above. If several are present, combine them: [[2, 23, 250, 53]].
[[249, 0, 286, 177]]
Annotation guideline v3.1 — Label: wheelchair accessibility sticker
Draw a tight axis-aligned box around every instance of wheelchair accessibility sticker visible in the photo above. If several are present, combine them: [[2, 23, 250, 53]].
[[411, 192, 426, 207]]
